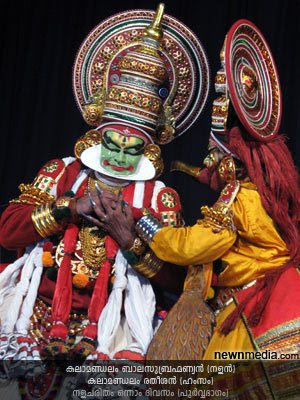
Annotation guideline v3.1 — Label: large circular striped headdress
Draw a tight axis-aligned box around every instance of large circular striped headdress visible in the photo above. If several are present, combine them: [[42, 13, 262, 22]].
[[73, 4, 209, 146], [211, 19, 282, 143]]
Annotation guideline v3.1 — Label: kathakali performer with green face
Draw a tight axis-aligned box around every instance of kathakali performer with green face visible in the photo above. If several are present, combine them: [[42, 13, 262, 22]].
[[0, 2, 210, 375], [100, 130, 145, 175]]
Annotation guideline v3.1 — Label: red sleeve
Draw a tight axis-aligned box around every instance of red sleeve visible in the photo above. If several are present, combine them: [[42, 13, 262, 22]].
[[0, 203, 42, 250], [56, 159, 82, 197], [0, 159, 82, 250]]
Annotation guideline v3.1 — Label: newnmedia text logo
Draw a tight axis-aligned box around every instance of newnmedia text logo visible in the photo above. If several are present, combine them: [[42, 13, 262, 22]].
[[214, 350, 299, 360]]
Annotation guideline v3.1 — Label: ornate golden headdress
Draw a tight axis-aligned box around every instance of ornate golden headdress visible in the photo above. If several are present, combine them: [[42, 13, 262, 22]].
[[73, 4, 210, 145]]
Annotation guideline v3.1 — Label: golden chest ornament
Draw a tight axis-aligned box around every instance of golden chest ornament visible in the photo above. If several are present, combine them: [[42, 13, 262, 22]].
[[55, 229, 106, 280]]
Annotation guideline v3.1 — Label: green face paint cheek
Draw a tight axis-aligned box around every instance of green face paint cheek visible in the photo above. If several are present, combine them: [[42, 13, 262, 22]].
[[100, 145, 143, 176]]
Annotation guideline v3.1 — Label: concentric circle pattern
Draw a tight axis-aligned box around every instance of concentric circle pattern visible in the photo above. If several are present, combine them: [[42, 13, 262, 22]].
[[225, 19, 282, 141], [73, 9, 209, 138]]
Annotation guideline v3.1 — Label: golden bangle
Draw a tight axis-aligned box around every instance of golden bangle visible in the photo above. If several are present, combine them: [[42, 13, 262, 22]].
[[128, 237, 147, 256], [38, 205, 51, 234], [31, 209, 47, 237], [39, 204, 54, 235], [46, 203, 62, 231], [45, 203, 61, 229], [133, 262, 156, 279], [33, 205, 51, 236], [133, 250, 163, 278], [32, 205, 50, 237], [55, 197, 73, 208], [31, 202, 62, 238]]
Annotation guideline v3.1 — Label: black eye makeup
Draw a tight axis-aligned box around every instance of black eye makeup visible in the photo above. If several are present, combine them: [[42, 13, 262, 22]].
[[102, 131, 145, 155]]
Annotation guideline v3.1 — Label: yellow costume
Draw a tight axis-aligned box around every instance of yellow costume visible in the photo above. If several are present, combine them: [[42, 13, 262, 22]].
[[150, 181, 290, 356], [133, 17, 300, 399]]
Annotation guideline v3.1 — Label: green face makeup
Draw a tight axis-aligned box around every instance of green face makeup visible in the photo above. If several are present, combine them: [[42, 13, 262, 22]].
[[100, 130, 145, 176]]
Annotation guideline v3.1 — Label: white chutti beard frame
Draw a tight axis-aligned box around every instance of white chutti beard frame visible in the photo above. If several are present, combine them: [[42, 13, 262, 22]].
[[80, 144, 156, 181]]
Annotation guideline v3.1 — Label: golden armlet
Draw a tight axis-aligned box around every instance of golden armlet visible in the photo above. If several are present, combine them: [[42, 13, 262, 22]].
[[31, 202, 62, 238], [200, 181, 240, 233], [200, 203, 234, 233], [10, 183, 55, 206]]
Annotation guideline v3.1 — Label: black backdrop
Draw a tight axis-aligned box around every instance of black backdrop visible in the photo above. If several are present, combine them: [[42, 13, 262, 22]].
[[1, 0, 300, 260]]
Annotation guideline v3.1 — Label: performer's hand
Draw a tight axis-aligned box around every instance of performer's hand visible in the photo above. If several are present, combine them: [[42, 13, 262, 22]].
[[76, 189, 117, 222], [76, 189, 98, 216], [96, 195, 136, 250]]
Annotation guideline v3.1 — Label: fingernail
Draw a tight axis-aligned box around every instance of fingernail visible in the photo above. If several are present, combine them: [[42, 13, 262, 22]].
[[88, 192, 96, 207], [95, 181, 102, 195]]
